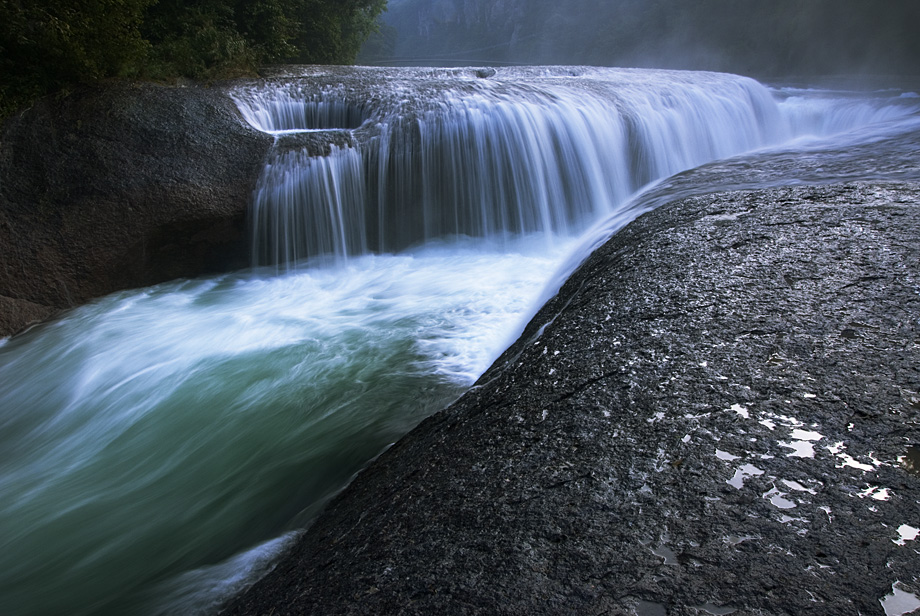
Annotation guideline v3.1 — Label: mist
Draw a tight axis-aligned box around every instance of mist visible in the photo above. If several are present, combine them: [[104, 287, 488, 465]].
[[360, 0, 920, 78]]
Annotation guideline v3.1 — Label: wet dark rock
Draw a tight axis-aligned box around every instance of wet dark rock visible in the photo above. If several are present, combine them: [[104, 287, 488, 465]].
[[0, 82, 273, 337], [224, 179, 920, 615], [0, 295, 59, 336]]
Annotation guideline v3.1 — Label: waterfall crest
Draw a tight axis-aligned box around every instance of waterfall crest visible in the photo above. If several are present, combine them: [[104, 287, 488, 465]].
[[233, 67, 917, 269]]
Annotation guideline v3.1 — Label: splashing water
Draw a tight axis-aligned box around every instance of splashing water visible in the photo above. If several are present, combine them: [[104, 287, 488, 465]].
[[0, 239, 579, 616]]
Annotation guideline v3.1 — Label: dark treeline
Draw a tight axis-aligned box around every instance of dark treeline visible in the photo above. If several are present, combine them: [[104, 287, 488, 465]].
[[0, 0, 386, 118], [361, 0, 920, 78]]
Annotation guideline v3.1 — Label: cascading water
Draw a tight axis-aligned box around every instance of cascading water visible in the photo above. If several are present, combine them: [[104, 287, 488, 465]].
[[234, 67, 917, 270], [0, 239, 580, 616], [250, 145, 368, 265], [2, 66, 919, 616], [237, 69, 778, 266]]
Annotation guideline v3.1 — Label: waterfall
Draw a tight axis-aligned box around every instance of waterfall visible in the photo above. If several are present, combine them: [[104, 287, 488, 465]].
[[233, 67, 918, 269], [250, 146, 367, 267], [4, 66, 918, 616], [233, 87, 368, 132]]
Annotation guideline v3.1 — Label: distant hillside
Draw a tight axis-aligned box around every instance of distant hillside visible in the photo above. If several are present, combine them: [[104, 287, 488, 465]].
[[360, 0, 920, 77]]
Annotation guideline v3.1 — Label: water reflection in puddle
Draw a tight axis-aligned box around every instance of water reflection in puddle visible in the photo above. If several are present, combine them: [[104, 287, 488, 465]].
[[723, 534, 758, 547], [636, 600, 667, 616], [781, 479, 818, 494], [763, 486, 797, 509], [827, 442, 878, 471], [894, 524, 919, 546], [727, 464, 764, 489], [880, 583, 920, 616], [900, 445, 920, 475], [859, 486, 892, 501]]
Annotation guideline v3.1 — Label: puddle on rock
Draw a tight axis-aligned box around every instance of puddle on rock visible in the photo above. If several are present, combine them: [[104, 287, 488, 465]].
[[858, 486, 892, 501], [724, 534, 757, 546], [780, 439, 816, 458], [729, 404, 750, 419], [894, 524, 919, 546], [780, 429, 823, 458], [651, 545, 679, 565], [727, 464, 764, 489], [900, 445, 920, 475], [636, 599, 667, 616], [764, 486, 797, 509], [828, 442, 878, 471], [781, 479, 817, 494], [880, 583, 920, 616], [791, 429, 823, 441]]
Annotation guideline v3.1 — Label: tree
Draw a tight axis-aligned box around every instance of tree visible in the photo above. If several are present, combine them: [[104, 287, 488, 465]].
[[0, 0, 389, 119], [142, 0, 388, 76], [289, 0, 388, 64], [0, 0, 153, 115]]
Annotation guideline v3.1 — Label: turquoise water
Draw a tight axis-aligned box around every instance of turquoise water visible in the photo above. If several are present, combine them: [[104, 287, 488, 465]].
[[0, 239, 577, 616]]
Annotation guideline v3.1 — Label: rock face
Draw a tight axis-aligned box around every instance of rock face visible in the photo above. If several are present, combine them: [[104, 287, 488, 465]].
[[223, 178, 920, 615], [0, 82, 273, 336]]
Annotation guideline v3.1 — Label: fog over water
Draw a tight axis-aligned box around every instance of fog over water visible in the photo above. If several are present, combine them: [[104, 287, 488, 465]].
[[362, 0, 920, 77]]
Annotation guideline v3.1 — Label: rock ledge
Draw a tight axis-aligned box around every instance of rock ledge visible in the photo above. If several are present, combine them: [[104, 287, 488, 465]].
[[0, 82, 273, 336]]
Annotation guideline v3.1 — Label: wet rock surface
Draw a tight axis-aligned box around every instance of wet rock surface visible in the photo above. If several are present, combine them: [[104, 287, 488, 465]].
[[224, 179, 920, 615], [0, 82, 272, 336]]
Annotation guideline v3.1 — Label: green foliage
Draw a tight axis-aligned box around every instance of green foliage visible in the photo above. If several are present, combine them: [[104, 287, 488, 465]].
[[142, 0, 259, 79], [0, 0, 154, 117], [139, 0, 387, 78], [290, 0, 387, 64], [141, 0, 388, 78], [233, 0, 300, 63], [0, 0, 388, 119]]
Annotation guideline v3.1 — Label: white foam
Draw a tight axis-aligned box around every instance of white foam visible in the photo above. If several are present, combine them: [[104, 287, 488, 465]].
[[142, 531, 301, 616]]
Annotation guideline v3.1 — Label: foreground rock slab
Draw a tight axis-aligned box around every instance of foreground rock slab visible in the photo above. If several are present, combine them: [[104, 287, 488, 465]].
[[225, 180, 920, 615]]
